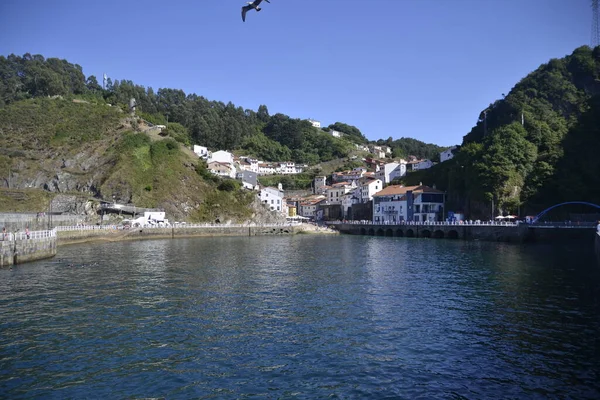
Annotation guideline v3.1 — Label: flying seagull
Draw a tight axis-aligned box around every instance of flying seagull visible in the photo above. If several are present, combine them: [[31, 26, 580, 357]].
[[242, 0, 270, 22]]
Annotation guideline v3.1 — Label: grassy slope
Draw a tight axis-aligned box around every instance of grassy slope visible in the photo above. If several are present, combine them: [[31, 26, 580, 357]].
[[0, 98, 255, 222]]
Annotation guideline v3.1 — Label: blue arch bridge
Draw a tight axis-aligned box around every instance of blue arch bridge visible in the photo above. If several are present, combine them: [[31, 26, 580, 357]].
[[327, 202, 600, 243]]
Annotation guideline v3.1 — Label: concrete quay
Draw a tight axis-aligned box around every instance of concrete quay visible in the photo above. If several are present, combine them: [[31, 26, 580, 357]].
[[56, 223, 302, 246], [0, 230, 57, 267]]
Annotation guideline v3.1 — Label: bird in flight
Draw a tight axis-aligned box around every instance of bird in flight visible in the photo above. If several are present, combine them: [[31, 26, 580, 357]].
[[242, 0, 270, 22]]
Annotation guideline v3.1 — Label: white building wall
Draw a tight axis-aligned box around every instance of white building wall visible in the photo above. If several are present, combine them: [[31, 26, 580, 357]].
[[440, 146, 457, 162], [360, 179, 383, 203], [259, 187, 284, 212], [308, 119, 321, 128], [373, 199, 405, 224], [209, 150, 233, 164], [193, 145, 210, 159]]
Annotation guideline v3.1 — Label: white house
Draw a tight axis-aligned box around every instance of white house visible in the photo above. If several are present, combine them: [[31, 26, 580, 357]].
[[193, 145, 210, 159], [308, 119, 321, 128], [207, 161, 236, 179], [238, 157, 259, 173], [259, 186, 285, 212], [299, 196, 325, 219], [440, 146, 457, 162], [359, 177, 383, 203], [369, 145, 387, 159], [413, 159, 434, 171], [340, 189, 361, 219], [209, 150, 233, 165], [258, 163, 277, 175], [372, 184, 445, 223], [326, 181, 356, 205], [375, 162, 406, 185], [330, 130, 343, 138], [278, 162, 298, 174]]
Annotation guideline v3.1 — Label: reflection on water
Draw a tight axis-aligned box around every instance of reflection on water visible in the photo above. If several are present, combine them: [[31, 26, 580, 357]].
[[0, 236, 599, 399]]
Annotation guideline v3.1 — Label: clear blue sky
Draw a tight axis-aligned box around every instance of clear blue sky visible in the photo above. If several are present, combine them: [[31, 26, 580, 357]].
[[0, 0, 592, 147]]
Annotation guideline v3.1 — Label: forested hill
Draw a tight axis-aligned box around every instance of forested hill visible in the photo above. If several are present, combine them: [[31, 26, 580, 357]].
[[0, 53, 442, 164], [402, 45, 600, 218]]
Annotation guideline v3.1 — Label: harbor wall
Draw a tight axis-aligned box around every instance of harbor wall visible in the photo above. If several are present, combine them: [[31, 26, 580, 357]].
[[0, 235, 57, 267], [57, 225, 297, 245], [0, 213, 83, 231], [332, 223, 530, 242]]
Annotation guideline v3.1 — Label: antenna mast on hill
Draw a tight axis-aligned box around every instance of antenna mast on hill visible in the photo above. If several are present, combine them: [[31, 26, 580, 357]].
[[592, 0, 600, 47]]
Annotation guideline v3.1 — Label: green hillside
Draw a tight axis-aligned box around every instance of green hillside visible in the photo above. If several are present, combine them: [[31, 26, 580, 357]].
[[0, 97, 254, 221], [401, 46, 600, 218]]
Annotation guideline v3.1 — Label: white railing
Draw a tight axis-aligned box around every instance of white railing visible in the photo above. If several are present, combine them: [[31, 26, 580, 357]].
[[56, 225, 122, 231], [327, 220, 520, 227], [1, 229, 57, 241]]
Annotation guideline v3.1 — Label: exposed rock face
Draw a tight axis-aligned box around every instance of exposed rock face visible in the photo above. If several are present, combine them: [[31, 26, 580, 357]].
[[247, 198, 287, 225], [50, 194, 90, 215]]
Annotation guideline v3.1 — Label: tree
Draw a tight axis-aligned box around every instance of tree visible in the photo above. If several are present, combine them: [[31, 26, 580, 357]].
[[257, 104, 269, 123], [86, 75, 102, 93]]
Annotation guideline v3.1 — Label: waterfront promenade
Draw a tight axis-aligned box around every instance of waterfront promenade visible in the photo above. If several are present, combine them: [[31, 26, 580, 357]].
[[327, 220, 596, 242]]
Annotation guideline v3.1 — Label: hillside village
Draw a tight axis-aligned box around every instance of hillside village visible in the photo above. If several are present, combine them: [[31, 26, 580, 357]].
[[192, 122, 458, 224]]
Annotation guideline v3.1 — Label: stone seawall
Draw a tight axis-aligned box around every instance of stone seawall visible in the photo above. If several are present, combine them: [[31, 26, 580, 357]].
[[58, 225, 297, 245], [331, 223, 529, 242], [0, 213, 83, 231], [0, 236, 57, 267]]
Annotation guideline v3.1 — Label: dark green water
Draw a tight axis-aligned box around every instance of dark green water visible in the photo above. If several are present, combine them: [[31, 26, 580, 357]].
[[1, 235, 599, 399]]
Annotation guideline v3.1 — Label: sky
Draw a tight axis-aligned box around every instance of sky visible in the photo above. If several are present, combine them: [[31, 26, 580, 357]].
[[0, 0, 593, 147]]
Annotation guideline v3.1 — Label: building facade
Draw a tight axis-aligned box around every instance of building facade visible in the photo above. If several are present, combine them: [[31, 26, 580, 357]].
[[372, 185, 445, 223]]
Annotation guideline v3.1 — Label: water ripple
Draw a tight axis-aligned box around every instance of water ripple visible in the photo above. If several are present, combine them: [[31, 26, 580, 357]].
[[1, 236, 599, 399]]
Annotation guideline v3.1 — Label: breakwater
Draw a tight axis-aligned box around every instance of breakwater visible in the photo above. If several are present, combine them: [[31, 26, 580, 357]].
[[57, 223, 300, 245], [2, 223, 312, 267], [0, 230, 57, 267]]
